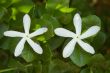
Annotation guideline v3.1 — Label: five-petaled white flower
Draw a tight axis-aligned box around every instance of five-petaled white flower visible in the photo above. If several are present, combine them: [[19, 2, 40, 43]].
[[54, 13, 100, 58], [4, 14, 48, 57]]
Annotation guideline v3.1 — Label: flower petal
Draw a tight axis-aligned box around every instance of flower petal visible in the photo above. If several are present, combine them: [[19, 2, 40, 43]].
[[4, 31, 25, 37], [63, 39, 76, 58], [14, 38, 26, 57], [77, 39, 95, 54], [80, 26, 100, 39], [73, 13, 82, 35], [54, 28, 76, 38], [29, 27, 48, 38], [23, 14, 31, 34], [26, 38, 43, 54]]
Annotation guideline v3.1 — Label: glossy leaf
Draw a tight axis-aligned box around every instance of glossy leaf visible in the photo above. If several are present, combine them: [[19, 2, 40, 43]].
[[0, 24, 8, 39], [21, 45, 36, 62], [37, 15, 61, 40], [82, 15, 101, 31], [70, 45, 92, 67]]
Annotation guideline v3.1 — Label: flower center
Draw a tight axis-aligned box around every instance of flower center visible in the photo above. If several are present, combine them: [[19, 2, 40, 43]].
[[76, 36, 79, 38], [26, 35, 29, 37], [73, 35, 80, 41], [75, 36, 79, 40], [24, 34, 30, 39]]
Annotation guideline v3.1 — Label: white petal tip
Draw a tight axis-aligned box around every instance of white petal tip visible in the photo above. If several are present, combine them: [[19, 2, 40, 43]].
[[74, 13, 80, 18], [54, 28, 58, 32], [33, 46, 43, 54], [95, 26, 100, 31], [4, 32, 7, 36], [63, 53, 70, 58], [37, 50, 43, 54], [14, 53, 20, 57], [43, 27, 48, 32], [75, 13, 80, 16], [90, 50, 95, 54], [24, 14, 30, 17], [86, 48, 95, 54], [54, 28, 63, 36], [23, 14, 30, 22], [14, 49, 23, 57], [4, 31, 11, 36], [63, 51, 71, 58], [63, 55, 68, 58], [3, 31, 13, 37], [73, 13, 81, 23], [54, 28, 61, 34]]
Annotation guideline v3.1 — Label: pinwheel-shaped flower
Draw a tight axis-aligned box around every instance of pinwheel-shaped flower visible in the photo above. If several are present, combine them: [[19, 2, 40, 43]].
[[55, 13, 100, 58], [4, 14, 48, 57]]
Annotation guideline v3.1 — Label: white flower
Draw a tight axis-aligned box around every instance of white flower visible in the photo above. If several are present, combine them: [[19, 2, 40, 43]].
[[54, 13, 100, 58], [4, 14, 48, 57]]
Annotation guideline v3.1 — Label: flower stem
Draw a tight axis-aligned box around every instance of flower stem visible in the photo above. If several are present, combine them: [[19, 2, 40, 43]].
[[0, 64, 32, 73], [0, 68, 16, 73]]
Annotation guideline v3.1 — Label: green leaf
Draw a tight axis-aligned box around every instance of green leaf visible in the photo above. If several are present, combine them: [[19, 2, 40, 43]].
[[49, 59, 79, 73], [48, 36, 64, 50], [33, 62, 42, 73], [11, 8, 17, 20], [89, 54, 105, 64], [40, 44, 52, 62], [40, 44, 52, 73], [8, 58, 25, 71], [0, 24, 8, 39], [18, 6, 32, 13], [57, 13, 73, 25], [56, 4, 75, 13], [8, 58, 33, 72], [82, 15, 101, 31], [70, 0, 94, 16], [46, 0, 75, 13], [92, 32, 106, 50], [70, 46, 92, 67], [88, 54, 106, 73], [80, 68, 90, 73], [46, 0, 70, 9], [0, 0, 12, 8], [46, 0, 59, 9], [59, 7, 75, 13], [21, 46, 36, 62], [0, 7, 6, 20], [12, 0, 33, 13], [0, 38, 20, 54], [37, 15, 61, 40]]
